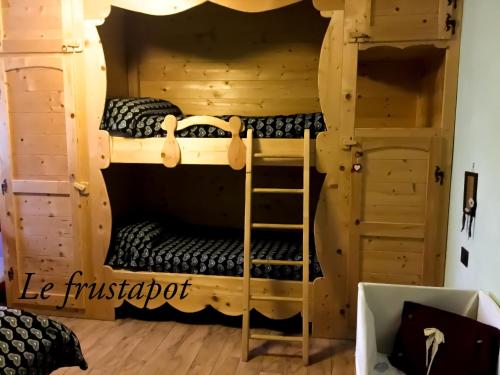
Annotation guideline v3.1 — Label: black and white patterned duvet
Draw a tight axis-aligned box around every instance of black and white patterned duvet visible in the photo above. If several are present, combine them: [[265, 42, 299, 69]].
[[100, 97, 327, 139], [106, 221, 322, 281], [0, 306, 87, 374]]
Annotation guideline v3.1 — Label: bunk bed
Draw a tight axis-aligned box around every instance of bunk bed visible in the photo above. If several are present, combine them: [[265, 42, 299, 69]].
[[99, 96, 324, 277], [96, 94, 322, 362], [81, 2, 337, 343], [96, 96, 325, 311]]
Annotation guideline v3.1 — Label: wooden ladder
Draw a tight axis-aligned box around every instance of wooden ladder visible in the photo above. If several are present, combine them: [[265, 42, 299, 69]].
[[241, 128, 311, 366]]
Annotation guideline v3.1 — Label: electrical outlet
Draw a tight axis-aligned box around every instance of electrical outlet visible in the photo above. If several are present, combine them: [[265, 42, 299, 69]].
[[461, 247, 469, 267]]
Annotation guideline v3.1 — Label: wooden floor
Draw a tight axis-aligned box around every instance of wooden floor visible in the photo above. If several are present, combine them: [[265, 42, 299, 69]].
[[53, 318, 355, 375]]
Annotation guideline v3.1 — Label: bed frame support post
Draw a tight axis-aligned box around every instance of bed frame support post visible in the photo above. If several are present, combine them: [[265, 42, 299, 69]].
[[227, 116, 246, 170]]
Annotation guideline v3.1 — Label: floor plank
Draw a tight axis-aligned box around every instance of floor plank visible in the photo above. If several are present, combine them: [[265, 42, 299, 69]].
[[52, 318, 355, 375]]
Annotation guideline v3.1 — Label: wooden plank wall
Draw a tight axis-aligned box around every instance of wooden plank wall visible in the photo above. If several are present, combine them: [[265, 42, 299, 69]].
[[368, 0, 446, 41], [99, 1, 329, 116], [0, 0, 64, 52], [96, 6, 129, 97], [103, 164, 325, 230], [356, 47, 446, 129]]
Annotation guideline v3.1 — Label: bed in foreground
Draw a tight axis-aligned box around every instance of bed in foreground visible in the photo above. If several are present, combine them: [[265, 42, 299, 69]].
[[0, 306, 86, 374]]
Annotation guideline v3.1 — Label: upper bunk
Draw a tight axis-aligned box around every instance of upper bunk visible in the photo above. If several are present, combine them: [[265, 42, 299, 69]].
[[95, 1, 330, 168]]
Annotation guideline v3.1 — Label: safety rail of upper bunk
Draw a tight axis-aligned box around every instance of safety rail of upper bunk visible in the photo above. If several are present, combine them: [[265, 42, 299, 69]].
[[96, 115, 317, 169], [161, 114, 245, 170]]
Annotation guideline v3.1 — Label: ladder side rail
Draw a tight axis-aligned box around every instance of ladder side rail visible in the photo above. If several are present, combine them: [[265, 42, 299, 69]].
[[242, 128, 253, 361], [302, 129, 311, 365]]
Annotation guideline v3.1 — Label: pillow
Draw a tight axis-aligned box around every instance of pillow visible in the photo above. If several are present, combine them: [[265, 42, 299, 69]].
[[0, 306, 87, 374], [101, 97, 183, 137], [389, 301, 500, 375]]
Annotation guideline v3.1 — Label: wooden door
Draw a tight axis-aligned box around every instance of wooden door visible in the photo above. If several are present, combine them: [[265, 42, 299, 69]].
[[349, 136, 444, 294], [0, 1, 86, 312], [347, 0, 459, 42]]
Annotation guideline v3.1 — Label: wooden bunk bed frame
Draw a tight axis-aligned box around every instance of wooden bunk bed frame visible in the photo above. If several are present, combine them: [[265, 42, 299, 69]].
[[0, 0, 463, 341], [96, 113, 315, 322]]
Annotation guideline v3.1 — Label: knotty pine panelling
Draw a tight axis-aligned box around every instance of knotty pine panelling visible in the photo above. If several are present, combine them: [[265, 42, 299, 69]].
[[99, 2, 329, 116]]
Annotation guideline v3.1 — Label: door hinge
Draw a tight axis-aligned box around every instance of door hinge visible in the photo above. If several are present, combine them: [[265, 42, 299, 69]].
[[1, 179, 7, 195], [435, 166, 445, 185], [62, 40, 84, 53], [445, 13, 457, 35], [7, 267, 13, 282], [448, 0, 458, 9]]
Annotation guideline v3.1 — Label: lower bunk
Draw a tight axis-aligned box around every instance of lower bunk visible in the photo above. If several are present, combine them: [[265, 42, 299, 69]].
[[101, 219, 322, 320]]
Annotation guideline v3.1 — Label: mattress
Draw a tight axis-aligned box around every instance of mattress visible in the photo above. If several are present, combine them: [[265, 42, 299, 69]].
[[100, 97, 327, 139], [106, 220, 322, 281]]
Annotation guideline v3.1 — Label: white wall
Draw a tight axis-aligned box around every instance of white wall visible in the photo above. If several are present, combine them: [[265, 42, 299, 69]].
[[445, 0, 500, 301]]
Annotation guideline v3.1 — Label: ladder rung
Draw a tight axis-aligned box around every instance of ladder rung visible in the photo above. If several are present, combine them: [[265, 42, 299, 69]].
[[250, 334, 303, 342], [251, 259, 303, 266], [252, 223, 303, 230], [253, 153, 303, 159], [252, 188, 303, 194], [250, 295, 303, 302]]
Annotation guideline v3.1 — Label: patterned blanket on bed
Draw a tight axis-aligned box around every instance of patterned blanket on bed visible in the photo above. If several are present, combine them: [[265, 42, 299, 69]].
[[100, 97, 327, 139], [106, 221, 322, 281], [0, 306, 87, 374]]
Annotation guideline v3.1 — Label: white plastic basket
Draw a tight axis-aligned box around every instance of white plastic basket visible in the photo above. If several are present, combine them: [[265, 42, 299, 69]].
[[355, 282, 500, 375]]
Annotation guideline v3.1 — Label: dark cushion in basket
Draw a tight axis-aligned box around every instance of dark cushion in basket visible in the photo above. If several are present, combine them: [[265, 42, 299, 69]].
[[389, 301, 500, 375], [0, 305, 87, 374]]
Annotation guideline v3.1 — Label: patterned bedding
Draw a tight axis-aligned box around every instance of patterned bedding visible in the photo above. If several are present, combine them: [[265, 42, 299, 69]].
[[106, 221, 322, 281], [0, 306, 87, 374], [100, 97, 327, 139]]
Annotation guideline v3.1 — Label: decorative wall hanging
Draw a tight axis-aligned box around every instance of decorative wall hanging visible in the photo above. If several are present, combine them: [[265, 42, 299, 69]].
[[461, 171, 478, 238]]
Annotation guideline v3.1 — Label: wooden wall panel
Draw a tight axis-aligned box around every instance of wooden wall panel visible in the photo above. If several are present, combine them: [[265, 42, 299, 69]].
[[23, 255, 75, 276], [0, 0, 66, 52], [103, 164, 324, 231], [19, 216, 73, 237], [360, 235, 424, 285], [356, 47, 446, 129], [360, 146, 428, 223], [9, 113, 66, 135], [19, 235, 73, 258], [15, 194, 72, 217], [360, 236, 424, 253], [99, 2, 328, 116], [356, 60, 419, 128], [96, 6, 129, 97], [361, 249, 423, 275], [6, 67, 69, 180], [352, 0, 454, 42], [14, 155, 68, 180]]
